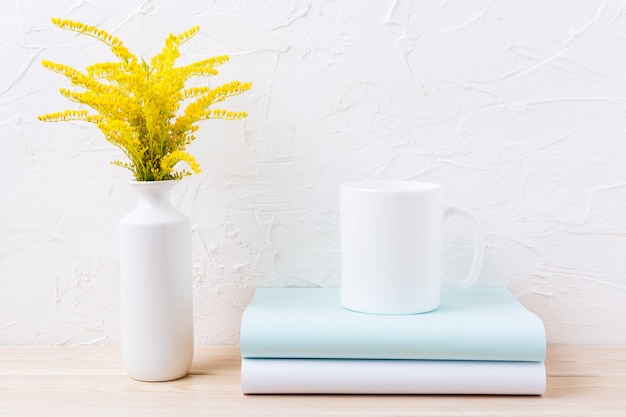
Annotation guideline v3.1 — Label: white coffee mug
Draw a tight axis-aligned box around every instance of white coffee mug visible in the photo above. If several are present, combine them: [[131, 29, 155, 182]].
[[340, 181, 484, 314]]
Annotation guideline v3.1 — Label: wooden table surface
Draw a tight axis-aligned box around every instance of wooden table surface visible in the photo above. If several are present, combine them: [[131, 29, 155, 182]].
[[0, 346, 624, 416]]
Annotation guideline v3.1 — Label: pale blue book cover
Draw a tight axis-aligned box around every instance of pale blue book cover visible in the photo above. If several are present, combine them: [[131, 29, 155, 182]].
[[240, 287, 546, 361]]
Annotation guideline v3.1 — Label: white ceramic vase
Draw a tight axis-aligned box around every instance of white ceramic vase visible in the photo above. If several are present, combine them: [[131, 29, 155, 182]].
[[119, 180, 194, 382]]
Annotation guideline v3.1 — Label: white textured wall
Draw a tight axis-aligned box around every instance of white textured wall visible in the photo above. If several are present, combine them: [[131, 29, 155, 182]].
[[2, 0, 626, 346]]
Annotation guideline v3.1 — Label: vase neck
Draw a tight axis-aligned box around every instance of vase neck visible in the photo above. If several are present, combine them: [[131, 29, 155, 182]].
[[128, 181, 179, 208]]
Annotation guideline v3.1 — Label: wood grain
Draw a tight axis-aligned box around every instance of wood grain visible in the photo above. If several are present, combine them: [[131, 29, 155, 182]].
[[0, 346, 624, 416]]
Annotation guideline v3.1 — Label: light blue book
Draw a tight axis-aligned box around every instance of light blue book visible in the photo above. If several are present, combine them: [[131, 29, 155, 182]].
[[240, 287, 546, 361]]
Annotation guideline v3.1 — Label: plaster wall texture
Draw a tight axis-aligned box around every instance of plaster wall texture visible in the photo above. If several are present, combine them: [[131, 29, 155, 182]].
[[1, 0, 625, 345]]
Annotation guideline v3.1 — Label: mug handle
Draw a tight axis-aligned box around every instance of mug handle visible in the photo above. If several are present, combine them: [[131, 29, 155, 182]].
[[442, 205, 484, 289]]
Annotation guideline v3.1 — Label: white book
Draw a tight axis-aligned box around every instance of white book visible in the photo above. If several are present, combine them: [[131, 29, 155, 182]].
[[242, 358, 546, 395]]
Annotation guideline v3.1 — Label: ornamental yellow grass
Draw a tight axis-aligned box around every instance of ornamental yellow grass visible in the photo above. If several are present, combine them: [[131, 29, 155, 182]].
[[39, 18, 252, 181]]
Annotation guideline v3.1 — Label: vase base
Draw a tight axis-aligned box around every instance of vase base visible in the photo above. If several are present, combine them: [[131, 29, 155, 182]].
[[126, 370, 189, 383]]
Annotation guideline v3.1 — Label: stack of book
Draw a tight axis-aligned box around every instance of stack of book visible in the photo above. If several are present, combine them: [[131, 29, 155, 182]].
[[240, 287, 546, 395]]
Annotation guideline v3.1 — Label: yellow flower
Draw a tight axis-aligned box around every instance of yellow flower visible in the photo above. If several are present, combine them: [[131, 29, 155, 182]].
[[39, 18, 252, 181], [160, 150, 201, 180]]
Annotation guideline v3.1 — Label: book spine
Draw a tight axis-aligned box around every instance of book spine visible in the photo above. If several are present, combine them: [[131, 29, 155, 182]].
[[240, 338, 547, 362], [241, 359, 546, 395]]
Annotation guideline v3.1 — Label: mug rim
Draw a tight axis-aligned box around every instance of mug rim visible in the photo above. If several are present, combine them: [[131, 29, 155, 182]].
[[341, 181, 440, 192]]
